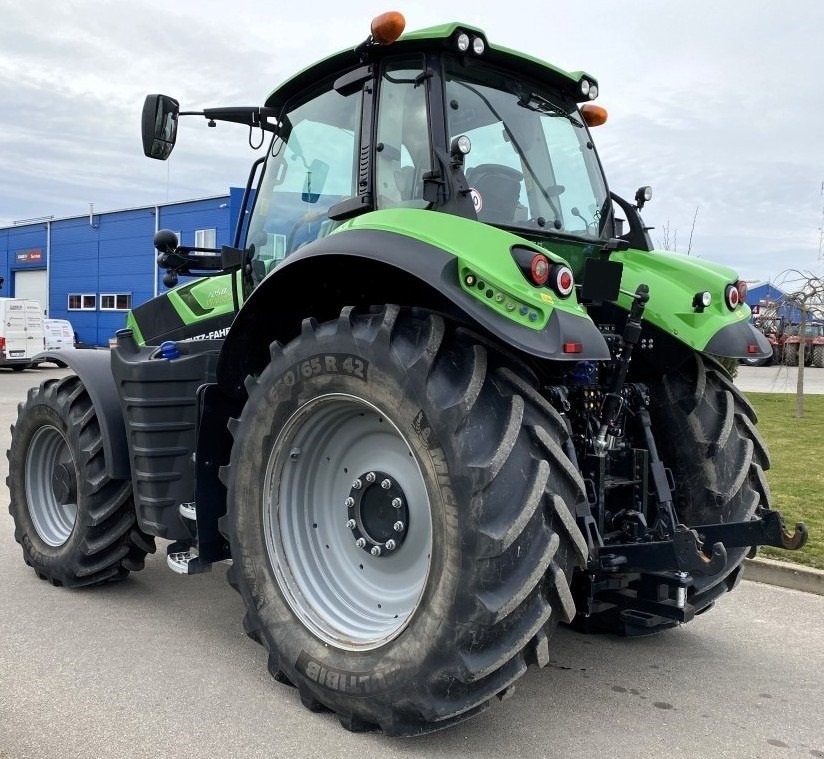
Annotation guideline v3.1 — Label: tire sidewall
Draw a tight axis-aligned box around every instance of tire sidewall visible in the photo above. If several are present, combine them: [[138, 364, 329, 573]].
[[228, 330, 466, 707]]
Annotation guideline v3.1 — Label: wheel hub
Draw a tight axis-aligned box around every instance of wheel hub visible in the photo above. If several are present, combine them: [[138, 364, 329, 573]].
[[51, 462, 77, 506], [346, 470, 409, 557]]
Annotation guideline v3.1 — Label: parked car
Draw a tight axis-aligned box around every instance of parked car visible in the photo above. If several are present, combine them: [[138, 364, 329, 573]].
[[34, 318, 77, 367]]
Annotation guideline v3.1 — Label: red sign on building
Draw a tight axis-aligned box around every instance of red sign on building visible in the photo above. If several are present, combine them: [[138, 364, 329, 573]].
[[16, 249, 43, 264]]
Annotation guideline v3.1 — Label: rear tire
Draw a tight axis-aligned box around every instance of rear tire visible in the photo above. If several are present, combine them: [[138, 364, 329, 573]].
[[813, 345, 824, 368], [7, 375, 155, 587], [222, 306, 587, 735], [648, 354, 771, 609]]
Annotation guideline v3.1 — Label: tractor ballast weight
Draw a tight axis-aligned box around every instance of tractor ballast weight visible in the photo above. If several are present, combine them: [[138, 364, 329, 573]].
[[7, 11, 806, 736]]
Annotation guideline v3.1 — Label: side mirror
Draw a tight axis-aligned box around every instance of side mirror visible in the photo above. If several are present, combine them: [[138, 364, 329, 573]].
[[301, 159, 330, 203], [142, 95, 180, 160]]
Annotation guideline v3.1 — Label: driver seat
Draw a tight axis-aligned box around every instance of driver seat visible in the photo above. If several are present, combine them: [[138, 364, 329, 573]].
[[466, 164, 523, 223]]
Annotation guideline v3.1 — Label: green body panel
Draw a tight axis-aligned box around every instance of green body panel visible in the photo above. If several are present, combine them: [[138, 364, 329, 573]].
[[125, 311, 146, 345], [335, 208, 591, 331], [336, 210, 751, 354], [165, 274, 238, 320], [613, 247, 751, 351], [125, 271, 242, 346]]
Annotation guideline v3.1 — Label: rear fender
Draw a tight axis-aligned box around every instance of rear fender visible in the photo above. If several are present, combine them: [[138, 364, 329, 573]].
[[35, 350, 130, 479], [217, 218, 609, 395], [614, 249, 771, 359]]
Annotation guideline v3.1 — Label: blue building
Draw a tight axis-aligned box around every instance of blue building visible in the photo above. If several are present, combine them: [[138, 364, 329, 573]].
[[0, 189, 247, 346]]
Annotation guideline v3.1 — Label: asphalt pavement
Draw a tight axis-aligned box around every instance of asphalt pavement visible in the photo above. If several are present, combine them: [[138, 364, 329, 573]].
[[1, 365, 823, 759], [735, 363, 824, 394]]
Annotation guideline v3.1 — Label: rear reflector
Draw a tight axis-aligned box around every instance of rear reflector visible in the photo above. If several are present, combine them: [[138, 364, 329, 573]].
[[563, 342, 583, 354], [747, 344, 760, 354]]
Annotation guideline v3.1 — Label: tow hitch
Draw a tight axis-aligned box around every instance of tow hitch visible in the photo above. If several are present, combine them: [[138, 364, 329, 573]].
[[597, 508, 808, 576], [577, 509, 807, 635]]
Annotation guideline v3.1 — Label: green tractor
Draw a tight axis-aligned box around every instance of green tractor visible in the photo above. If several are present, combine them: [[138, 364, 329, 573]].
[[7, 12, 807, 735]]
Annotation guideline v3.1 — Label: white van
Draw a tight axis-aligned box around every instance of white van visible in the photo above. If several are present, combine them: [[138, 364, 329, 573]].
[[32, 318, 78, 367], [44, 318, 77, 352], [0, 298, 46, 371]]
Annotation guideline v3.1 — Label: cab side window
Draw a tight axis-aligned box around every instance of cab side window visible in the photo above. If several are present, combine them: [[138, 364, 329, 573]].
[[248, 84, 361, 278], [375, 59, 430, 209]]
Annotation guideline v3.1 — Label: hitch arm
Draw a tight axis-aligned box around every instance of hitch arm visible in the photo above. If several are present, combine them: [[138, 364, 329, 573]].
[[598, 526, 727, 577], [596, 509, 808, 579], [695, 509, 808, 552]]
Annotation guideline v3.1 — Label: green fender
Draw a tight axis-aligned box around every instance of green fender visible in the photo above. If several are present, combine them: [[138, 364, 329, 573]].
[[612, 248, 769, 358]]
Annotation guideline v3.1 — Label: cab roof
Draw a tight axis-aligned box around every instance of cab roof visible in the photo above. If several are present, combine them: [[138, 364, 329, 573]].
[[264, 21, 594, 112]]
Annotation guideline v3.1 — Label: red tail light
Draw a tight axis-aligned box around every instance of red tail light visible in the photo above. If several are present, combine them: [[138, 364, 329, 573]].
[[552, 265, 575, 298], [725, 284, 741, 310]]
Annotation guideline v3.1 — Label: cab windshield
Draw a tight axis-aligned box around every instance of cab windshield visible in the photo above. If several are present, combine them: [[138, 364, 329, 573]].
[[444, 62, 609, 239]]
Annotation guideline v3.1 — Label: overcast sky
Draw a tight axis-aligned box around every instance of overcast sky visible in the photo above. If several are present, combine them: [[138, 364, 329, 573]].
[[1, 0, 822, 283]]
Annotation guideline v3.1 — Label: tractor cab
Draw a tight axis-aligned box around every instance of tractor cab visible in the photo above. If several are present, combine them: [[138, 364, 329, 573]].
[[142, 13, 642, 294], [243, 16, 620, 283]]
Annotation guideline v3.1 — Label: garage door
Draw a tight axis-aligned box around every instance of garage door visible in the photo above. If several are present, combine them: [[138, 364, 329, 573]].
[[14, 269, 48, 315]]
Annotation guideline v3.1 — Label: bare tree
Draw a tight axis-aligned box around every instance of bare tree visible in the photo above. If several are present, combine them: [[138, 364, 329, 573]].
[[685, 206, 700, 256], [658, 219, 677, 252], [777, 270, 824, 417], [657, 206, 699, 255]]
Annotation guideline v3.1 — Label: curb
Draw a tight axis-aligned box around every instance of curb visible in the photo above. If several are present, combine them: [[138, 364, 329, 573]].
[[743, 557, 824, 596]]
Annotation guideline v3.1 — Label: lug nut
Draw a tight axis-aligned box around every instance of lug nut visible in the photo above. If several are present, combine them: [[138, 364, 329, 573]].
[[365, 472, 376, 483], [381, 478, 392, 490], [385, 539, 396, 551], [346, 519, 356, 529], [356, 538, 366, 548], [345, 497, 355, 508], [393, 521, 404, 532], [371, 546, 382, 557], [391, 497, 402, 509], [352, 479, 362, 490]]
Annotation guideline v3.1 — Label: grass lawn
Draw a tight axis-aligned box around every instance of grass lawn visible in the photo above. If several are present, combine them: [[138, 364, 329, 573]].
[[745, 392, 824, 570]]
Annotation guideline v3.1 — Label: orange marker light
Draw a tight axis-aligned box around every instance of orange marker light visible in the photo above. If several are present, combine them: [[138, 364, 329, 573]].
[[371, 11, 406, 45], [581, 103, 608, 127]]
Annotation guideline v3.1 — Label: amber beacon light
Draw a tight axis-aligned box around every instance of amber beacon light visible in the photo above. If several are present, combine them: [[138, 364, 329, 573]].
[[371, 11, 406, 44]]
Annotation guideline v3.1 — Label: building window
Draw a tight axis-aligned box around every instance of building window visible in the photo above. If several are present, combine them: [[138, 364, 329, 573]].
[[100, 293, 132, 311], [195, 228, 216, 249], [68, 294, 96, 310]]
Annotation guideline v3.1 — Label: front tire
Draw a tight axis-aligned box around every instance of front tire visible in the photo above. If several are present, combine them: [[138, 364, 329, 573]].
[[7, 375, 155, 587], [222, 306, 587, 735]]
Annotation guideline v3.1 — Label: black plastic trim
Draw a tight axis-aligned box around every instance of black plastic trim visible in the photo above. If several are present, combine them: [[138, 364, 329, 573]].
[[704, 319, 771, 359], [130, 293, 185, 344]]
